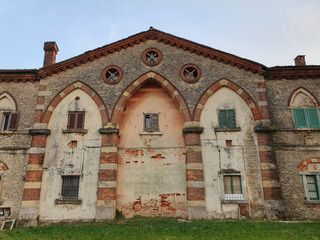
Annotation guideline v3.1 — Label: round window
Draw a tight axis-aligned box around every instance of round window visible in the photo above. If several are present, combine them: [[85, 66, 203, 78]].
[[142, 48, 163, 66], [101, 65, 123, 84], [180, 64, 202, 83]]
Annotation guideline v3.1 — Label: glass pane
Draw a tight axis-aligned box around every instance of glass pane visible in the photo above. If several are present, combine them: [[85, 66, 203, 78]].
[[2, 114, 10, 131], [306, 175, 319, 200]]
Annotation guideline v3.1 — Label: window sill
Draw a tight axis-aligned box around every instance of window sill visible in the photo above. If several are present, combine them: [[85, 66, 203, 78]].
[[62, 129, 88, 134], [304, 200, 320, 205], [139, 131, 163, 135], [0, 131, 14, 135], [222, 199, 248, 204], [55, 199, 82, 205], [215, 127, 241, 132]]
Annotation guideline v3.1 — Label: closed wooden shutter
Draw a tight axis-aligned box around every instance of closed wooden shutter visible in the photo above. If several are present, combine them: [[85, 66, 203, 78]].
[[307, 108, 320, 128], [294, 108, 308, 128], [76, 112, 85, 129], [8, 113, 18, 130], [227, 109, 236, 128], [218, 110, 227, 128], [68, 113, 76, 129], [151, 113, 159, 132]]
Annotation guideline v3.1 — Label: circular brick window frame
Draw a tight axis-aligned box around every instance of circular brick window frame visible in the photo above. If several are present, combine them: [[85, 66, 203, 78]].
[[101, 65, 123, 84], [142, 48, 163, 66], [180, 64, 202, 83]]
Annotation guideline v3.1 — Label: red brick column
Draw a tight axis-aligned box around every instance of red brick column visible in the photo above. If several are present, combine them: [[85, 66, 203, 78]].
[[257, 133, 282, 200], [20, 129, 50, 224], [183, 121, 206, 220], [255, 79, 283, 209], [96, 123, 119, 220]]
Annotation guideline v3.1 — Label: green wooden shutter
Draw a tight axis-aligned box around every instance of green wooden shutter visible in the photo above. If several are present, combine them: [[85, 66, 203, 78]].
[[219, 110, 227, 128], [227, 109, 236, 128], [294, 108, 308, 128], [307, 108, 320, 128]]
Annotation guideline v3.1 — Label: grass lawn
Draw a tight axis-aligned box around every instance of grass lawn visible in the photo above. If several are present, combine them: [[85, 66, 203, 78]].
[[0, 217, 319, 240]]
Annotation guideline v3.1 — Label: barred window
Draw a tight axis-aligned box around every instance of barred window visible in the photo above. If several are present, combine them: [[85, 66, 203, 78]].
[[223, 175, 243, 200], [61, 176, 80, 199]]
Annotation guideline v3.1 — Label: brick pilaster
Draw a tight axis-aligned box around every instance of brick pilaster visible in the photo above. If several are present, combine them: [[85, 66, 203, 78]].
[[19, 129, 50, 223], [183, 121, 206, 220], [96, 123, 119, 220]]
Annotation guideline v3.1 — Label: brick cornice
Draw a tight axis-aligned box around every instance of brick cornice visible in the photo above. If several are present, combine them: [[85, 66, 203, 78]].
[[266, 66, 320, 80], [38, 28, 267, 79], [0, 69, 39, 83]]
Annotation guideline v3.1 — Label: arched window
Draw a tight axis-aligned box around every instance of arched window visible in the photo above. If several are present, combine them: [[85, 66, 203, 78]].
[[0, 92, 18, 131], [289, 88, 320, 128]]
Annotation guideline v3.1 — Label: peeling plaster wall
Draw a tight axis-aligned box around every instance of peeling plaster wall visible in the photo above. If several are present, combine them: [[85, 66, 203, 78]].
[[200, 88, 264, 219], [117, 82, 187, 218], [39, 89, 102, 221]]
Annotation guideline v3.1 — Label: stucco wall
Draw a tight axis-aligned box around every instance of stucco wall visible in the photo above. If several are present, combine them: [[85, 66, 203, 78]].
[[117, 82, 187, 218], [39, 89, 102, 221], [201, 87, 264, 219]]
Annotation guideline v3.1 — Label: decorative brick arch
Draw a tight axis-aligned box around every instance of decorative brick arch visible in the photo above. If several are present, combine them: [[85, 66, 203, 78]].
[[110, 71, 191, 123], [0, 91, 18, 111], [0, 161, 8, 172], [298, 158, 320, 171], [288, 87, 319, 107], [193, 78, 262, 121], [41, 81, 109, 124]]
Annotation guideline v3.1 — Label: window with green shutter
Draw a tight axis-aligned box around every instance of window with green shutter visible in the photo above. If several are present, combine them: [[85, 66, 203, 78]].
[[218, 109, 236, 129], [294, 108, 320, 128]]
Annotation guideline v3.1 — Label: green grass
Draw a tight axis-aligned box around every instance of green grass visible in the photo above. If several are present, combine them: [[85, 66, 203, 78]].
[[0, 217, 319, 240]]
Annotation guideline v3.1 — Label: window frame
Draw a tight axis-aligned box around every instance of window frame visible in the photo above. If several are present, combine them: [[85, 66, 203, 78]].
[[67, 111, 85, 130], [60, 175, 80, 200], [293, 108, 320, 128], [302, 173, 320, 201], [1, 112, 18, 131], [218, 109, 237, 129], [143, 113, 159, 132], [223, 174, 244, 201]]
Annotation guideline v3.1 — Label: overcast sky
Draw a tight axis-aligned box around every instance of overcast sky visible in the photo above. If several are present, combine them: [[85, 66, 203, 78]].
[[0, 0, 319, 69]]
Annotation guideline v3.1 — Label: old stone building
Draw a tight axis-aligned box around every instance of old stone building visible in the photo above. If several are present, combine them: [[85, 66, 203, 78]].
[[0, 28, 319, 226]]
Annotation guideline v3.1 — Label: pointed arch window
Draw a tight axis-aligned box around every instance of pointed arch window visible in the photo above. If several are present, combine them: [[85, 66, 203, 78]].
[[289, 88, 320, 128], [0, 93, 18, 131]]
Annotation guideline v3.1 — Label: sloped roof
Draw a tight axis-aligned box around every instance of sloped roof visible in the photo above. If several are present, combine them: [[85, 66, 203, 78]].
[[38, 27, 267, 79], [1, 28, 320, 82]]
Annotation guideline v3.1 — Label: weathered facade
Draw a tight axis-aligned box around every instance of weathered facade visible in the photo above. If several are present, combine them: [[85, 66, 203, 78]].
[[0, 28, 320, 226]]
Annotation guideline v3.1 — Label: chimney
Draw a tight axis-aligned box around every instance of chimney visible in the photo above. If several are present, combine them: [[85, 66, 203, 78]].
[[294, 55, 306, 66], [43, 42, 59, 67]]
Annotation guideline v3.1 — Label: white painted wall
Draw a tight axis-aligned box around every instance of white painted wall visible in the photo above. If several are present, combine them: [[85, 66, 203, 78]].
[[39, 89, 102, 221], [200, 87, 259, 218]]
